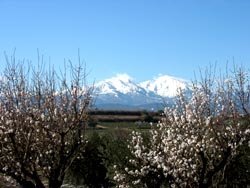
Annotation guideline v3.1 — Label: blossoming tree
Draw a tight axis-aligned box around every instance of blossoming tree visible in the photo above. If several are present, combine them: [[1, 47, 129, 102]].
[[0, 56, 92, 188], [114, 67, 250, 188]]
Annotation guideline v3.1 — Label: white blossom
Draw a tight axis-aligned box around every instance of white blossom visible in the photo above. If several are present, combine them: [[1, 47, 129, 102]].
[[114, 69, 250, 187]]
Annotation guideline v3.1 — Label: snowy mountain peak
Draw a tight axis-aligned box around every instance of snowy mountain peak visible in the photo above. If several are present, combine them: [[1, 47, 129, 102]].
[[154, 74, 188, 83], [111, 73, 134, 82], [94, 73, 191, 110], [96, 74, 141, 95], [139, 74, 190, 97], [101, 73, 134, 86]]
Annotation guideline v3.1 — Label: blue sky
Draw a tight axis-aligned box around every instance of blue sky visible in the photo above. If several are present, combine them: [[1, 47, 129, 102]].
[[0, 0, 250, 82]]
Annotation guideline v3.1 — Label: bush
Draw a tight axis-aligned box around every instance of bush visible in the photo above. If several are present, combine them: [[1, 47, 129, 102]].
[[222, 143, 250, 187], [66, 132, 110, 187], [65, 130, 132, 187]]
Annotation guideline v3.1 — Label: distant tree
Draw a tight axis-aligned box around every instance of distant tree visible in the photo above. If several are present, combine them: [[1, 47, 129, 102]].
[[66, 132, 110, 188], [222, 143, 250, 187], [88, 116, 98, 128], [114, 66, 250, 188], [66, 129, 135, 188], [0, 54, 92, 188]]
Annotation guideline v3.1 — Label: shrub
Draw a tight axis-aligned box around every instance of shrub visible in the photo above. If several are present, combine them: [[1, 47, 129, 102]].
[[66, 129, 133, 187]]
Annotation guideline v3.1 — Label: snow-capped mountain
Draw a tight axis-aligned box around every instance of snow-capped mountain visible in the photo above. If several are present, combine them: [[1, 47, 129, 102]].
[[95, 74, 142, 95], [94, 74, 161, 107], [93, 74, 191, 110], [139, 75, 190, 97]]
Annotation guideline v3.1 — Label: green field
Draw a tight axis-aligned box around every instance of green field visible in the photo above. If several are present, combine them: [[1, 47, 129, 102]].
[[87, 110, 160, 134]]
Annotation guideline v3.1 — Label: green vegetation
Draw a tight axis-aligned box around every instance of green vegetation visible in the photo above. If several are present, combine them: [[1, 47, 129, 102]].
[[65, 121, 250, 188], [65, 130, 133, 187], [85, 110, 158, 135]]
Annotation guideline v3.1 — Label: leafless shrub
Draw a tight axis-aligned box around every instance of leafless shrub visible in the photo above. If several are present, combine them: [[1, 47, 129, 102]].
[[0, 54, 93, 188]]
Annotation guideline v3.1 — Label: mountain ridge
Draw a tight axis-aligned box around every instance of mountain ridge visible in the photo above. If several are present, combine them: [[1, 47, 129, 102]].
[[93, 74, 191, 110]]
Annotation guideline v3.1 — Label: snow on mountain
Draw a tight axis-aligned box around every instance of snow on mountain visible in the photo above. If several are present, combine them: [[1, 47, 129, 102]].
[[93, 73, 190, 110], [94, 74, 160, 106], [95, 74, 144, 95], [139, 74, 190, 97]]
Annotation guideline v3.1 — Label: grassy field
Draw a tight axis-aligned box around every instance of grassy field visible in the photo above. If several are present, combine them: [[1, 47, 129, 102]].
[[86, 110, 160, 136], [89, 110, 161, 122]]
